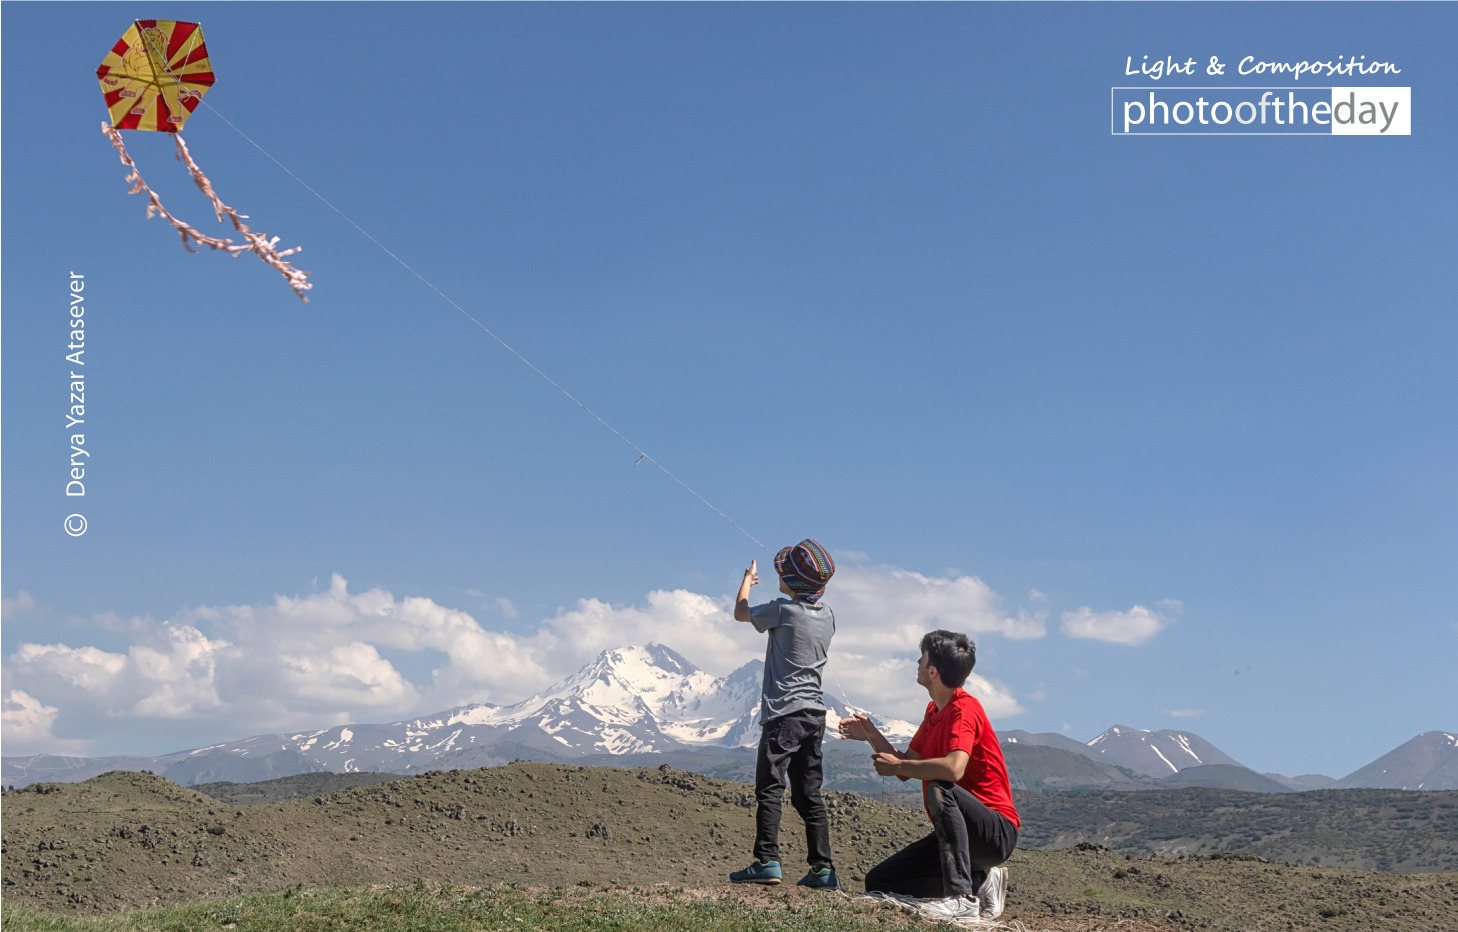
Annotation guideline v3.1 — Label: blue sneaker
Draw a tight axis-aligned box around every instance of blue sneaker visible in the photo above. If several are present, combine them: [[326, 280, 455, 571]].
[[729, 860, 782, 885], [796, 867, 838, 889]]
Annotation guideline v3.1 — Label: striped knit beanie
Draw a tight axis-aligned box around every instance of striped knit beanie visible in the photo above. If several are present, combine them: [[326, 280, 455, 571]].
[[774, 539, 836, 604]]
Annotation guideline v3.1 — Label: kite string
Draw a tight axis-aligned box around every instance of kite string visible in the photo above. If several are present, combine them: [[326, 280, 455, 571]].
[[197, 100, 770, 556], [198, 107, 891, 792], [196, 105, 890, 802], [823, 660, 894, 805]]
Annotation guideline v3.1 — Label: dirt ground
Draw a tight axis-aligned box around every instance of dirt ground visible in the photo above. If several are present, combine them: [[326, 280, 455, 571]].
[[3, 765, 1454, 930]]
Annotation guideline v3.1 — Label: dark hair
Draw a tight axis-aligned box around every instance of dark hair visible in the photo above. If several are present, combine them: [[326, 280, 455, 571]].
[[920, 630, 975, 688]]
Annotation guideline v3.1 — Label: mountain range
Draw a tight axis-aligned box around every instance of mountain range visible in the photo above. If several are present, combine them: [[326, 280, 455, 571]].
[[3, 644, 1453, 793], [1, 644, 912, 787], [997, 725, 1458, 793]]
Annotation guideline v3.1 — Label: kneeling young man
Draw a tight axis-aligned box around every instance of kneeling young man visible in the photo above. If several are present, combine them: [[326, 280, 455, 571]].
[[838, 630, 1018, 920]]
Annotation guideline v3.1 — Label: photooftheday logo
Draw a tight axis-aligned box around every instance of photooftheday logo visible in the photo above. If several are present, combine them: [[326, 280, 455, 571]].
[[1111, 87, 1410, 135]]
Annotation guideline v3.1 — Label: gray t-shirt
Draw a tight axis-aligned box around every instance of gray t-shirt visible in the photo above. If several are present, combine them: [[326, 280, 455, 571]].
[[748, 598, 836, 721]]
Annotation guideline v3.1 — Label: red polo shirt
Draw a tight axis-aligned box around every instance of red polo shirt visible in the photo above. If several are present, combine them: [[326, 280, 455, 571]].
[[907, 688, 1020, 829]]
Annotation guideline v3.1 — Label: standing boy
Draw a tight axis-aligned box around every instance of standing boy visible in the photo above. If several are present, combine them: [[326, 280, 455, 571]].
[[838, 630, 1018, 920], [728, 539, 838, 889]]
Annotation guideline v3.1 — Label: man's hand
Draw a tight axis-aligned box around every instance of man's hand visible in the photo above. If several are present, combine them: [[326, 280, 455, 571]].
[[838, 713, 877, 743], [872, 751, 902, 777], [745, 560, 759, 587]]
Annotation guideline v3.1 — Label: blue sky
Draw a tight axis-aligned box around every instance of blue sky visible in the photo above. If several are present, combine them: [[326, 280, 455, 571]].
[[3, 3, 1454, 779]]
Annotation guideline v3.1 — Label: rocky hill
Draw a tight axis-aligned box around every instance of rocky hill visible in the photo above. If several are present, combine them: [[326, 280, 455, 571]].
[[190, 772, 404, 806], [180, 768, 1458, 875], [4, 767, 1456, 932], [0, 764, 930, 914]]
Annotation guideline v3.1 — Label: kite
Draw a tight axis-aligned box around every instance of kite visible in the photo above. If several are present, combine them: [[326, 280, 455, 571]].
[[97, 20, 312, 300]]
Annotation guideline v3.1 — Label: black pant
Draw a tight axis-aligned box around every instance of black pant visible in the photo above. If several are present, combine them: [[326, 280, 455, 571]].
[[753, 709, 834, 870], [864, 780, 1016, 898]]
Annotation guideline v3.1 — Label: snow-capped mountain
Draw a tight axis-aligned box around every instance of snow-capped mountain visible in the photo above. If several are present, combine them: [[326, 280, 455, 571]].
[[398, 643, 912, 759], [422, 643, 762, 757], [1, 644, 917, 787], [1330, 731, 1458, 791], [1085, 725, 1244, 777]]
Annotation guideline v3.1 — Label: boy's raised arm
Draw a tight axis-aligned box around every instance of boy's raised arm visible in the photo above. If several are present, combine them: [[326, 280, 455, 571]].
[[733, 559, 759, 622]]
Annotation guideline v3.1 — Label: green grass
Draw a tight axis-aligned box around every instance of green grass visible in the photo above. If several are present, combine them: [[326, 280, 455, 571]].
[[1, 881, 909, 932]]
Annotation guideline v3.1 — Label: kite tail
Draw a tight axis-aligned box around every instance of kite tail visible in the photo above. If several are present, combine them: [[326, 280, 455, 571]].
[[102, 122, 242, 255], [174, 135, 313, 301], [100, 123, 312, 302], [174, 134, 245, 227]]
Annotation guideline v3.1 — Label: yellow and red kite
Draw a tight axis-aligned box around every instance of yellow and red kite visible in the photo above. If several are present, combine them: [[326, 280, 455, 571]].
[[97, 20, 312, 300], [96, 19, 214, 133]]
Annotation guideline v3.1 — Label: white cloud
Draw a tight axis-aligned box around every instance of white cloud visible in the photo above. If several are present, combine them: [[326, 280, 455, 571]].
[[1166, 708, 1204, 718], [2, 689, 89, 756], [4, 564, 1036, 751], [1060, 604, 1170, 646], [1027, 589, 1046, 602], [7, 626, 226, 724], [830, 567, 1046, 643], [815, 566, 1032, 720], [2, 575, 548, 744], [825, 652, 1023, 722], [12, 642, 130, 693], [960, 674, 1023, 719], [495, 597, 519, 618], [267, 641, 414, 712]]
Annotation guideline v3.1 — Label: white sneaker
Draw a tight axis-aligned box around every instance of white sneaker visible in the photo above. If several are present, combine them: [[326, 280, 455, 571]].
[[977, 865, 1007, 920], [919, 895, 980, 920]]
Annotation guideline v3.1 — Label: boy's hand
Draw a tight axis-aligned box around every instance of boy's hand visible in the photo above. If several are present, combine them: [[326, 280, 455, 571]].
[[838, 713, 876, 742], [733, 559, 760, 622]]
